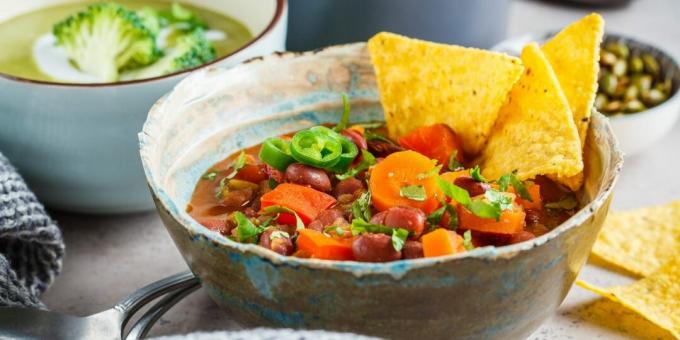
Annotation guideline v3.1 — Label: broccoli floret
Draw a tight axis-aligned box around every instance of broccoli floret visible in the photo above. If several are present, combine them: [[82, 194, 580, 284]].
[[53, 3, 161, 82], [120, 28, 215, 80], [137, 7, 163, 35]]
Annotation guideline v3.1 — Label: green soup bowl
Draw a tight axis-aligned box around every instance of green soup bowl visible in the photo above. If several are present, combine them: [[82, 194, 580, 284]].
[[140, 43, 623, 339]]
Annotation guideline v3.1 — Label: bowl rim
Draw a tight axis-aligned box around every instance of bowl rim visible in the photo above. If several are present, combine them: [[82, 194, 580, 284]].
[[0, 0, 286, 88], [140, 43, 624, 276]]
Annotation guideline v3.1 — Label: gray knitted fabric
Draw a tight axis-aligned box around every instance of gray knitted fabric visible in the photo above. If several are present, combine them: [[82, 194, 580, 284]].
[[153, 328, 380, 340], [0, 152, 64, 308]]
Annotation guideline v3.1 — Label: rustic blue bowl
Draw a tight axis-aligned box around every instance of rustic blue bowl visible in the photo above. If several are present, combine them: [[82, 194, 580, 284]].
[[139, 43, 623, 339]]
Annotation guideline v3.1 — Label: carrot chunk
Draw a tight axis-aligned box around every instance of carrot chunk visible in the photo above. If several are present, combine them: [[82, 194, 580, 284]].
[[297, 229, 354, 260], [260, 183, 336, 224], [369, 151, 441, 213], [422, 228, 465, 257], [398, 124, 464, 165], [457, 203, 526, 235]]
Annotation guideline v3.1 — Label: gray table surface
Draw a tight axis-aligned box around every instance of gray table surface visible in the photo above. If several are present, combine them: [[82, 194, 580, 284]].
[[41, 0, 680, 338]]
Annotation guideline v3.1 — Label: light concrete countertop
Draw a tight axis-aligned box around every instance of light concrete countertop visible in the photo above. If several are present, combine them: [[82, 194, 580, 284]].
[[41, 0, 680, 338]]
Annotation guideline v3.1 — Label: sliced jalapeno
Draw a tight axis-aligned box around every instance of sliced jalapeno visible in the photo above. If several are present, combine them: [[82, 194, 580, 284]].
[[290, 129, 342, 168], [259, 137, 295, 171]]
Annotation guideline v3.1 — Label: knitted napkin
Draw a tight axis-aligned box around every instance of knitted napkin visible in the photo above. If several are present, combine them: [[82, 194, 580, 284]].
[[0, 152, 64, 308]]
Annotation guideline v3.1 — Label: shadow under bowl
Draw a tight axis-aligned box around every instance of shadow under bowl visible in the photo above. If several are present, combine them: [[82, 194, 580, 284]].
[[140, 43, 623, 339]]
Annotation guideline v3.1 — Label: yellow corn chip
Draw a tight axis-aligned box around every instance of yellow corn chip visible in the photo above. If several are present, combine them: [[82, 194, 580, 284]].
[[368, 32, 523, 155], [577, 258, 680, 338], [592, 200, 680, 277], [480, 43, 583, 184], [543, 13, 604, 149]]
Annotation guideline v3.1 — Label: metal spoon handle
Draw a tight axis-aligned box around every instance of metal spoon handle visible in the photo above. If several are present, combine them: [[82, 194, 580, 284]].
[[114, 271, 198, 330], [125, 280, 201, 340]]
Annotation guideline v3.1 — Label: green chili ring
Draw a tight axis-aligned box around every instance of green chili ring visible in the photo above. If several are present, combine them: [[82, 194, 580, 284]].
[[259, 137, 295, 171], [290, 130, 343, 168], [328, 136, 359, 173]]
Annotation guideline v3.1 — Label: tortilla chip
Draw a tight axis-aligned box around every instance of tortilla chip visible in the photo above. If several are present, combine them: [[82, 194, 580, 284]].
[[368, 32, 523, 155], [480, 43, 583, 184], [577, 258, 680, 338], [592, 200, 680, 277], [542, 13, 604, 149]]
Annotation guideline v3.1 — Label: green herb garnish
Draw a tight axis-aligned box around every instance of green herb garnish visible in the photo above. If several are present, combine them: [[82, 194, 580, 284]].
[[416, 164, 443, 180], [391, 228, 409, 252], [233, 212, 263, 243], [447, 151, 464, 171], [484, 189, 514, 211], [215, 176, 228, 199], [463, 230, 474, 251], [334, 93, 351, 132], [436, 177, 471, 205], [470, 165, 488, 183], [351, 191, 372, 221], [261, 206, 305, 231], [350, 218, 409, 251], [336, 149, 376, 180], [436, 177, 505, 221], [427, 202, 458, 230], [267, 178, 278, 189], [226, 151, 247, 180], [400, 185, 427, 201], [202, 171, 218, 181], [497, 172, 532, 201]]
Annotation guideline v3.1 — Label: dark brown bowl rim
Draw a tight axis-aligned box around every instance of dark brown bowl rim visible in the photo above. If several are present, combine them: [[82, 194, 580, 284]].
[[0, 0, 286, 88]]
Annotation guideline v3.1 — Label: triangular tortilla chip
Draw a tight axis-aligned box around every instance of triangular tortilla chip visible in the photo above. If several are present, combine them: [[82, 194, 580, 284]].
[[577, 258, 680, 338], [542, 13, 604, 148], [480, 43, 583, 184], [592, 200, 680, 277], [368, 32, 523, 155]]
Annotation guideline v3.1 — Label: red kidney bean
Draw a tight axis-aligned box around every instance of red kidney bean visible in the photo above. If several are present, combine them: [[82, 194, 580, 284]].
[[382, 206, 426, 237], [352, 233, 402, 262], [508, 230, 536, 245], [333, 177, 365, 198], [453, 175, 490, 197], [307, 208, 346, 232], [370, 210, 388, 225], [285, 163, 332, 192], [367, 140, 404, 158], [341, 129, 368, 150], [524, 208, 542, 226], [261, 163, 284, 183], [402, 240, 424, 259], [258, 229, 294, 255], [533, 175, 570, 203]]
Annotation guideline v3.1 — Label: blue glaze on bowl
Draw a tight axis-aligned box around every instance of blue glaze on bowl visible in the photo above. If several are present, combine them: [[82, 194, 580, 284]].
[[140, 43, 623, 339]]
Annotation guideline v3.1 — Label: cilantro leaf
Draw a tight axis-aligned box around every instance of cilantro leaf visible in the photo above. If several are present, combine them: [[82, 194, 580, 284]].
[[447, 151, 464, 171], [202, 171, 218, 181], [323, 226, 345, 237], [545, 195, 578, 210], [215, 176, 228, 199], [334, 93, 351, 132], [470, 165, 488, 183], [226, 151, 247, 180], [336, 150, 376, 180], [391, 228, 409, 252], [351, 190, 372, 221], [427, 206, 446, 226], [468, 200, 501, 220], [416, 164, 443, 180], [400, 185, 426, 201], [436, 177, 471, 206], [497, 172, 532, 201], [484, 189, 514, 211], [463, 230, 474, 251], [427, 203, 457, 230], [261, 206, 305, 230], [233, 212, 263, 243]]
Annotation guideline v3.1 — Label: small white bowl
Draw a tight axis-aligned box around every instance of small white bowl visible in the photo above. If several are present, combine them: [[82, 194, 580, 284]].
[[493, 32, 680, 157]]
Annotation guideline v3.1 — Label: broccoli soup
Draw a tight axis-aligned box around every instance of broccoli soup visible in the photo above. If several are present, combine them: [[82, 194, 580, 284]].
[[0, 1, 252, 83]]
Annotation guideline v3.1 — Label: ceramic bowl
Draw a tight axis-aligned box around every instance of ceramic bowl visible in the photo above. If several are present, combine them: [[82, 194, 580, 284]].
[[0, 0, 287, 213], [493, 32, 680, 157], [140, 43, 623, 339]]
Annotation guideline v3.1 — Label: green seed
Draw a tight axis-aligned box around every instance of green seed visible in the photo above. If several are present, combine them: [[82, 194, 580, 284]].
[[623, 100, 646, 113], [612, 59, 627, 76], [606, 42, 630, 59], [642, 54, 660, 77], [603, 100, 622, 113], [629, 56, 644, 73], [624, 85, 639, 101], [632, 74, 653, 93], [600, 51, 617, 66], [594, 93, 608, 111], [599, 72, 619, 96], [642, 89, 667, 106]]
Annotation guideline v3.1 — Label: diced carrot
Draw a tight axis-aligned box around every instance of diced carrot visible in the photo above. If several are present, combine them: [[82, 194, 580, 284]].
[[422, 228, 465, 257], [296, 229, 354, 261], [514, 183, 542, 210], [398, 124, 464, 165], [439, 169, 471, 183], [260, 183, 336, 224], [369, 151, 441, 213], [457, 203, 526, 235], [234, 164, 267, 183]]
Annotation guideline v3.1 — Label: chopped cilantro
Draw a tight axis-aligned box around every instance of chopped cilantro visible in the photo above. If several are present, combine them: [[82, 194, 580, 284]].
[[226, 151, 247, 180], [202, 171, 218, 181], [336, 150, 376, 180], [416, 164, 443, 180], [470, 165, 488, 183], [468, 200, 501, 220], [351, 191, 372, 221], [350, 219, 409, 252], [267, 178, 278, 189], [436, 177, 471, 206], [261, 205, 305, 230], [215, 177, 228, 199], [391, 228, 409, 252], [463, 230, 474, 250], [497, 172, 532, 201], [484, 189, 514, 211], [400, 185, 426, 201], [427, 203, 457, 230], [233, 212, 263, 243], [447, 151, 464, 171]]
